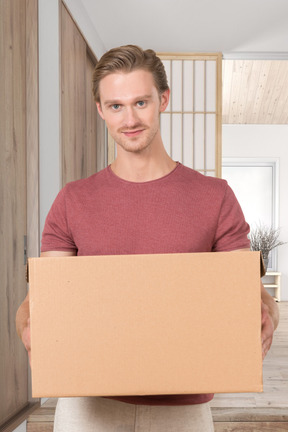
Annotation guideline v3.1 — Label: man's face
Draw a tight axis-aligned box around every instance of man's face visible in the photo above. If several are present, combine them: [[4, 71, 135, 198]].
[[96, 69, 169, 154]]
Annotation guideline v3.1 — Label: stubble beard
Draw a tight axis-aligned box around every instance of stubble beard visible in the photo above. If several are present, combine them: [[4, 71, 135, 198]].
[[114, 123, 160, 154]]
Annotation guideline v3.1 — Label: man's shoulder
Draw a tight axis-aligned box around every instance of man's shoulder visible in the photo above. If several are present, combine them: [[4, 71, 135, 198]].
[[63, 167, 109, 194], [177, 164, 227, 190]]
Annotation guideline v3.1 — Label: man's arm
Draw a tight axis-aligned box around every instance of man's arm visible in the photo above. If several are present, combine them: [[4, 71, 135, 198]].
[[233, 248, 279, 359], [16, 291, 31, 362], [261, 281, 279, 358], [16, 251, 76, 363]]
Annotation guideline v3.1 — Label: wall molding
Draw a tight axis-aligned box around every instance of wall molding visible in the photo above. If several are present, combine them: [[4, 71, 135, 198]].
[[223, 52, 288, 60]]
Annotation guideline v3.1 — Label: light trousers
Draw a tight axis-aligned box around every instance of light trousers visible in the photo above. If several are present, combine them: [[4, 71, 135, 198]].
[[53, 396, 214, 432]]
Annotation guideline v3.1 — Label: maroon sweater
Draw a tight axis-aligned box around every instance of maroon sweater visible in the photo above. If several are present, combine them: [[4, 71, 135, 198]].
[[41, 163, 250, 405]]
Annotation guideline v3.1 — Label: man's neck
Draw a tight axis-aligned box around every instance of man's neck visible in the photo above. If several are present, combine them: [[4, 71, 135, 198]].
[[110, 147, 177, 183]]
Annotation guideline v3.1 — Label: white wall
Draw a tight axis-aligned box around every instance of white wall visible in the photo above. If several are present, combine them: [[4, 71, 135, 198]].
[[39, 0, 61, 235], [223, 125, 288, 300], [13, 422, 26, 432]]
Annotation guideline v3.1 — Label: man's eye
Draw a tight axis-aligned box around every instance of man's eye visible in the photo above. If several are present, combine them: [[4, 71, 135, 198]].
[[137, 101, 145, 107], [111, 104, 121, 110]]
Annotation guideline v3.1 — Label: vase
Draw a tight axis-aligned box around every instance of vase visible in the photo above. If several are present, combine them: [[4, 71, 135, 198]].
[[263, 257, 269, 273]]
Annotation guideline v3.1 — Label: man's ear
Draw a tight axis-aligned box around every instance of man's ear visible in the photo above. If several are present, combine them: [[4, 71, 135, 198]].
[[96, 102, 105, 120], [159, 89, 170, 113]]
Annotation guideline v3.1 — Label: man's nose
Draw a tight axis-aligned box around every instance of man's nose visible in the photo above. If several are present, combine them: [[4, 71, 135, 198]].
[[124, 107, 140, 128]]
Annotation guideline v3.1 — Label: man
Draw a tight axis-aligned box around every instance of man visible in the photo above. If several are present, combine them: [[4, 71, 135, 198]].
[[16, 45, 279, 432]]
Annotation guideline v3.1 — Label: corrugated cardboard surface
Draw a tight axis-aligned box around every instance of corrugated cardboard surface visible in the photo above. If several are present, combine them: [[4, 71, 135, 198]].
[[29, 251, 263, 398]]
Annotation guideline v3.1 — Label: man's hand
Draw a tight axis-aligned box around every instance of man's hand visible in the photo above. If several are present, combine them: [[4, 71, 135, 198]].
[[16, 293, 31, 365], [21, 318, 31, 364], [261, 300, 274, 359]]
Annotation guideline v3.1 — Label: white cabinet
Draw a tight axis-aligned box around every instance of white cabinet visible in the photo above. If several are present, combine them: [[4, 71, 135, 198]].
[[262, 272, 281, 302]]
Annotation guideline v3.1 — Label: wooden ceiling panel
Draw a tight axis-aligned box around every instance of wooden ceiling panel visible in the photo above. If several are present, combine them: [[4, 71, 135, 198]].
[[222, 60, 288, 124]]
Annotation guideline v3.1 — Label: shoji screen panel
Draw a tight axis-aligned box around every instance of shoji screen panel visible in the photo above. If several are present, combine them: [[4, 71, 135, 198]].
[[158, 53, 222, 178]]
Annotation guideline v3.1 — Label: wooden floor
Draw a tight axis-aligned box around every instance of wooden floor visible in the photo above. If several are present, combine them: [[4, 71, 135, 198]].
[[27, 302, 288, 432], [211, 301, 288, 431]]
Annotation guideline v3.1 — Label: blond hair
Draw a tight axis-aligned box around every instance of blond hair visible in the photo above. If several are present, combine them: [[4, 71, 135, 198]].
[[92, 45, 169, 102]]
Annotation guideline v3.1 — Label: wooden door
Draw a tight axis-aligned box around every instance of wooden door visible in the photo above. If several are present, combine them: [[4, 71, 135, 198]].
[[0, 0, 28, 425], [61, 3, 105, 186], [0, 0, 39, 428]]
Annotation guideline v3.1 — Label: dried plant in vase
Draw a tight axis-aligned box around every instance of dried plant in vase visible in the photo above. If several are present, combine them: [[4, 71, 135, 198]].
[[248, 223, 286, 271]]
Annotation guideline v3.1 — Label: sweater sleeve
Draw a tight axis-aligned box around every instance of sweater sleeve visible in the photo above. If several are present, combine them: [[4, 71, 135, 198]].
[[41, 186, 77, 253], [212, 183, 250, 252]]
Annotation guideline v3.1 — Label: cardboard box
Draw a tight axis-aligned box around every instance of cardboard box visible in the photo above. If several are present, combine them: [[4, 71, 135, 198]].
[[28, 251, 263, 398]]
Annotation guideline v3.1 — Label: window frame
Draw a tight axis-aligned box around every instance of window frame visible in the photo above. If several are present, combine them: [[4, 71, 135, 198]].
[[222, 157, 280, 270]]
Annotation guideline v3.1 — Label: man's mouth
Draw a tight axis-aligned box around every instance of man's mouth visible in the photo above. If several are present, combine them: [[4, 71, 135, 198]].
[[122, 129, 145, 138]]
